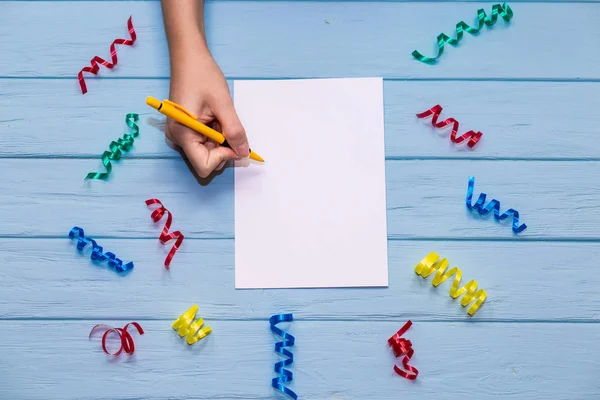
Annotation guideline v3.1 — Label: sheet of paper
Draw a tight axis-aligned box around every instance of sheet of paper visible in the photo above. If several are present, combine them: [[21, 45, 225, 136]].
[[233, 78, 388, 289]]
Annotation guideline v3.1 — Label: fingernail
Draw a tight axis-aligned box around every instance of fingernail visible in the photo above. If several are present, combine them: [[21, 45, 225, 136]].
[[236, 144, 249, 157]]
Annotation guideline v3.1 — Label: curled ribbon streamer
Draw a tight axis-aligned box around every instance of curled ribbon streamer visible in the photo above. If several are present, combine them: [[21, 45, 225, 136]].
[[414, 252, 487, 316], [388, 320, 418, 380], [78, 16, 137, 94], [270, 314, 297, 400], [172, 305, 212, 344], [416, 105, 482, 148], [69, 227, 134, 274], [466, 176, 527, 233], [85, 113, 140, 180], [146, 198, 184, 269], [89, 322, 144, 356], [412, 3, 513, 63]]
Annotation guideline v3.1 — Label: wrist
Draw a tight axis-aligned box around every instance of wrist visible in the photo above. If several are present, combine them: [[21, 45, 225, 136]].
[[168, 25, 209, 55], [169, 35, 212, 69], [161, 0, 210, 66], [170, 55, 215, 87]]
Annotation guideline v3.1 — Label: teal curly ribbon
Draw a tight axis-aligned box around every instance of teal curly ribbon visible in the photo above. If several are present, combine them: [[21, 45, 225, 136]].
[[85, 113, 140, 180], [412, 3, 513, 63]]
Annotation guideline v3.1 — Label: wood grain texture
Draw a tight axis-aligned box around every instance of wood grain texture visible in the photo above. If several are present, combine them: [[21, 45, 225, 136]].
[[2, 0, 600, 398], [1, 320, 598, 400], [1, 159, 598, 239], [2, 238, 600, 321], [2, 2, 600, 79], [6, 0, 599, 2], [3, 79, 600, 159]]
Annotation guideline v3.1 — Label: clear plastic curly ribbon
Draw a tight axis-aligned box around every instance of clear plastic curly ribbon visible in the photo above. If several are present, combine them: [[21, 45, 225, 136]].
[[145, 198, 184, 269], [78, 16, 137, 94], [414, 252, 487, 316], [412, 3, 513, 63], [416, 104, 482, 148], [388, 320, 419, 380], [89, 322, 144, 356], [69, 226, 134, 274], [466, 176, 527, 233], [172, 305, 212, 345], [270, 314, 297, 400], [85, 113, 140, 180]]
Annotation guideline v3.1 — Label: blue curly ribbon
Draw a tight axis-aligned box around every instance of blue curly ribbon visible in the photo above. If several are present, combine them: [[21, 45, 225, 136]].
[[270, 314, 297, 400], [69, 227, 134, 273], [466, 176, 527, 234]]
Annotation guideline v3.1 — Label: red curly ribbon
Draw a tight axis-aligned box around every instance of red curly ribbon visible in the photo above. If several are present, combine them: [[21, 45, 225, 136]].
[[387, 320, 419, 380], [89, 322, 144, 356], [416, 104, 482, 148], [146, 198, 184, 269], [77, 16, 137, 94]]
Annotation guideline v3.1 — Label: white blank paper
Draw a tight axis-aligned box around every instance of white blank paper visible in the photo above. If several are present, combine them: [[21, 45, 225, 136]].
[[233, 78, 388, 289]]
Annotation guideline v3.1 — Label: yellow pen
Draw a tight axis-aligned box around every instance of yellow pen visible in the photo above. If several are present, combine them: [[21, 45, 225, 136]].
[[146, 96, 264, 162]]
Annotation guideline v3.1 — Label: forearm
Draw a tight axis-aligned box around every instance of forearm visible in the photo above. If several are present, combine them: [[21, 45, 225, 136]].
[[159, 0, 250, 175], [160, 0, 211, 69]]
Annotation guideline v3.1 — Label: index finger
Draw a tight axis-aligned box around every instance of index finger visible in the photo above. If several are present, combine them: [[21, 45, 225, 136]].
[[213, 102, 250, 157]]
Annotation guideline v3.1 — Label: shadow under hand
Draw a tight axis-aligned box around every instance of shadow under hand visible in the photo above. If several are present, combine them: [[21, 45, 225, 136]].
[[147, 116, 166, 133]]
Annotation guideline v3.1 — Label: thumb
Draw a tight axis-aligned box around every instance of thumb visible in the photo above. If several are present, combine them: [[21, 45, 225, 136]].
[[213, 102, 250, 158]]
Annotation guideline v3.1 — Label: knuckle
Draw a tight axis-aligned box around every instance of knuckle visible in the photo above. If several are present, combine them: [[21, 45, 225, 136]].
[[167, 119, 189, 137], [167, 119, 184, 135], [165, 120, 181, 138], [226, 125, 246, 140], [197, 162, 214, 179], [198, 168, 211, 179]]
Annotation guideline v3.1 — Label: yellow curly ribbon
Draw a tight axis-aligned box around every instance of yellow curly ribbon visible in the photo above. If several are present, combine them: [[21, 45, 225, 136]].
[[172, 305, 212, 344], [414, 252, 487, 316]]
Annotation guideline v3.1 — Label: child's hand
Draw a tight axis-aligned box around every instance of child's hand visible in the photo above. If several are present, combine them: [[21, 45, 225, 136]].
[[160, 0, 249, 179], [166, 53, 249, 178]]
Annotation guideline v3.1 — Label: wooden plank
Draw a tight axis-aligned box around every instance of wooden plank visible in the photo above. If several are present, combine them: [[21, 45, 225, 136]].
[[1, 159, 598, 239], [383, 160, 600, 240], [6, 0, 599, 2], [1, 2, 599, 79], [0, 320, 597, 400], [3, 79, 600, 159], [0, 159, 234, 238], [2, 238, 600, 321]]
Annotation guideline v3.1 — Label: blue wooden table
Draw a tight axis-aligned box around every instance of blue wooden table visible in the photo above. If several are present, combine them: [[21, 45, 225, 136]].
[[1, 1, 599, 399]]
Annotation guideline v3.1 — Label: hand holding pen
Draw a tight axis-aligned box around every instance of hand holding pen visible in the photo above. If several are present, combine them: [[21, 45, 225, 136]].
[[151, 56, 262, 178], [148, 95, 264, 165]]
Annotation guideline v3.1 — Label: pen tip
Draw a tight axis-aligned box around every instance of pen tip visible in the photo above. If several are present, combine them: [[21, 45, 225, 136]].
[[250, 151, 264, 163]]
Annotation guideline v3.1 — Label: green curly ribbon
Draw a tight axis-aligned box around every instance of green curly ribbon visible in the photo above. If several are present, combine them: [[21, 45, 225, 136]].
[[412, 3, 513, 63], [85, 113, 140, 180]]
